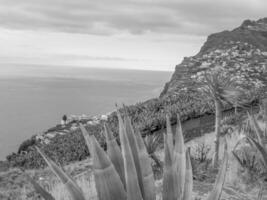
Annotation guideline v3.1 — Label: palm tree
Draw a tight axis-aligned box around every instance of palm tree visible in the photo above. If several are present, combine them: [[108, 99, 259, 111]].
[[199, 69, 243, 167]]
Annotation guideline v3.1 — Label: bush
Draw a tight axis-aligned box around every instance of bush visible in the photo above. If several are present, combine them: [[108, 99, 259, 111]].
[[17, 136, 36, 153], [191, 142, 211, 163], [7, 124, 103, 169]]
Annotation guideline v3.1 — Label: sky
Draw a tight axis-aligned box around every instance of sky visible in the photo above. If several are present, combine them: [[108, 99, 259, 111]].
[[0, 0, 266, 71]]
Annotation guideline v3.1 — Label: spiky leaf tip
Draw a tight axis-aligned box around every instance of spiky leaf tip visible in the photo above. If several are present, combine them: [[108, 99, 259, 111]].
[[135, 130, 155, 200], [117, 111, 143, 200], [24, 172, 55, 200], [104, 123, 126, 187], [35, 146, 86, 200], [247, 137, 267, 167], [174, 114, 186, 198], [206, 142, 228, 200], [162, 131, 178, 200], [183, 148, 193, 200], [91, 135, 127, 200]]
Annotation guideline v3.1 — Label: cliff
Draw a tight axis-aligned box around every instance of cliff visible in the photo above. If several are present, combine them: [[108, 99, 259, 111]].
[[161, 18, 267, 97]]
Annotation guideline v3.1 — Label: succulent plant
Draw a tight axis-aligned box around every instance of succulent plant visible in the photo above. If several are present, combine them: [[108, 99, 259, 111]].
[[232, 104, 267, 197], [233, 111, 267, 171], [28, 109, 229, 200], [23, 170, 55, 200]]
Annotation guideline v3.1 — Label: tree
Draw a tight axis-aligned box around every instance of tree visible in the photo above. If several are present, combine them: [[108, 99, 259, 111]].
[[198, 69, 243, 167], [62, 115, 67, 124]]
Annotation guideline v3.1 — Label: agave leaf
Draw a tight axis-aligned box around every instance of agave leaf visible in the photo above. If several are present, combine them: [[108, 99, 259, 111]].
[[173, 114, 186, 199], [135, 130, 156, 200], [79, 124, 93, 154], [247, 137, 267, 167], [145, 133, 161, 155], [166, 115, 174, 154], [117, 111, 143, 200], [35, 146, 86, 200], [163, 131, 178, 200], [104, 123, 126, 187], [257, 184, 264, 200], [124, 113, 145, 198], [24, 172, 55, 200], [91, 135, 127, 200], [232, 151, 244, 168], [206, 143, 228, 200], [248, 113, 264, 144], [182, 149, 193, 200], [264, 99, 267, 137]]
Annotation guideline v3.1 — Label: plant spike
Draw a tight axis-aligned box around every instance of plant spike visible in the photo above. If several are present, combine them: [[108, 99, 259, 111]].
[[232, 151, 244, 168], [104, 123, 126, 187], [117, 111, 143, 200], [173, 114, 186, 199], [35, 146, 86, 200], [163, 130, 179, 200], [123, 112, 145, 198], [248, 113, 264, 144], [257, 184, 264, 200], [23, 171, 55, 200], [264, 99, 267, 137], [91, 135, 127, 200], [183, 148, 193, 200], [79, 124, 93, 154], [166, 115, 174, 156], [247, 137, 267, 167], [206, 142, 228, 200], [135, 129, 156, 200]]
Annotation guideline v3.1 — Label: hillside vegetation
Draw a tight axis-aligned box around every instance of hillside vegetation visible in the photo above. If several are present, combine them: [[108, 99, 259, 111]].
[[4, 18, 267, 169]]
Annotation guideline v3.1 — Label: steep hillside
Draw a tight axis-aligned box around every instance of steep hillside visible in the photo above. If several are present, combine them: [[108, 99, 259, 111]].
[[161, 18, 267, 97], [6, 18, 267, 169]]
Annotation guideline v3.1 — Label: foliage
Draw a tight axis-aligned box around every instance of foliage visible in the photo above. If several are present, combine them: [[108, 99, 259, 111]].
[[197, 69, 245, 105], [144, 134, 163, 179], [233, 102, 267, 186], [18, 136, 36, 154], [28, 111, 229, 200], [7, 124, 103, 169], [62, 115, 68, 122], [192, 142, 211, 163], [7, 68, 264, 169]]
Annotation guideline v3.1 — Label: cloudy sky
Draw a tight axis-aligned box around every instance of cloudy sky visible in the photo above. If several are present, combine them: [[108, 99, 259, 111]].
[[0, 0, 266, 71]]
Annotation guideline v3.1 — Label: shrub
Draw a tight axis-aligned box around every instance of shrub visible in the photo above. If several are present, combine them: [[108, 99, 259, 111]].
[[18, 136, 36, 153], [25, 112, 229, 200], [192, 142, 211, 163]]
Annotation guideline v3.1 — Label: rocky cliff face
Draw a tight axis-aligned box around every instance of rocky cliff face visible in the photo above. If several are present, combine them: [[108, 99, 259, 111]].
[[161, 18, 267, 97]]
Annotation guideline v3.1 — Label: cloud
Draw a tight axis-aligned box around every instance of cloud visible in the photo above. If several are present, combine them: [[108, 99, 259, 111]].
[[0, 0, 266, 36]]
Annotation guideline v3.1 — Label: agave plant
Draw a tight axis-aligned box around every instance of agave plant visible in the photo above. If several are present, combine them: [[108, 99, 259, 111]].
[[29, 109, 229, 200], [233, 111, 267, 169], [22, 170, 55, 200], [232, 107, 267, 195], [144, 133, 162, 176]]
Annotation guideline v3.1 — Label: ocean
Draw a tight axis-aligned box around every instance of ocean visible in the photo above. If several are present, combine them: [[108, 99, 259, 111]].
[[0, 65, 172, 160]]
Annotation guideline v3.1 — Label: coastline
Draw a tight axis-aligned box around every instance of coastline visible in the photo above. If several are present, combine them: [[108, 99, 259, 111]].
[[0, 68, 171, 161]]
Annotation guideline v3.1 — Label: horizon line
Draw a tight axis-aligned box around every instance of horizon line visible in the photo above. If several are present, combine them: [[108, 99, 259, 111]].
[[0, 62, 174, 72]]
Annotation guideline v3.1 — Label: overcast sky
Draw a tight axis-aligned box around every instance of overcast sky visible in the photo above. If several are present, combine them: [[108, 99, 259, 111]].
[[0, 0, 266, 71]]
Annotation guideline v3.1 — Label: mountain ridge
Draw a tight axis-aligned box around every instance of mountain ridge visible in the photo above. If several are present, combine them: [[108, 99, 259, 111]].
[[161, 17, 267, 97]]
